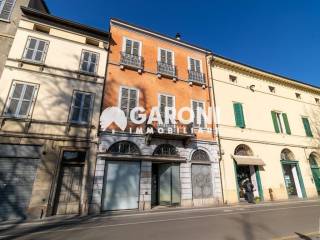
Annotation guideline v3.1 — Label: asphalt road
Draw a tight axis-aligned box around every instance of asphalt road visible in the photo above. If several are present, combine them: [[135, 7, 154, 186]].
[[0, 200, 319, 240]]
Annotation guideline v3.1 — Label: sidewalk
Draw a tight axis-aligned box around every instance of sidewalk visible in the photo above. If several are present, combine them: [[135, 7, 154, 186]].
[[0, 198, 319, 229]]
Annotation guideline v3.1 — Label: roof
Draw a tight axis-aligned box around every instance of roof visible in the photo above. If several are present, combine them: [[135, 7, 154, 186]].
[[21, 7, 110, 41], [213, 54, 320, 92], [110, 18, 211, 54]]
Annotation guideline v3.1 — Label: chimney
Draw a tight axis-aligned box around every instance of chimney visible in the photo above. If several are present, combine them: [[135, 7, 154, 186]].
[[175, 33, 181, 40]]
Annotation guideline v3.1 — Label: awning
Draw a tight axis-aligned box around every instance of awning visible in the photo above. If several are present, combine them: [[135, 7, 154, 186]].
[[97, 153, 187, 163], [232, 155, 265, 166]]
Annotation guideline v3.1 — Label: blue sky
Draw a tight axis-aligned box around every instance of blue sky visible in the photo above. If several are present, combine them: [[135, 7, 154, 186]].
[[46, 0, 320, 87]]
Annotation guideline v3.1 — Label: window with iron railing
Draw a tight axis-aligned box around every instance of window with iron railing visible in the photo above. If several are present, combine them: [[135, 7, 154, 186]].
[[188, 58, 205, 84], [157, 48, 176, 77], [120, 38, 143, 69], [120, 52, 143, 69]]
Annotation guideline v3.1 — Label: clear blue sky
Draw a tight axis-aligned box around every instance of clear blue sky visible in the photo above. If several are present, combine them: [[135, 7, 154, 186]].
[[46, 0, 320, 87]]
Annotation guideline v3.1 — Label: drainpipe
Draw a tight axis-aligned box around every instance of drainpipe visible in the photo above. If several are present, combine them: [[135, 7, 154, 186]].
[[206, 53, 225, 205]]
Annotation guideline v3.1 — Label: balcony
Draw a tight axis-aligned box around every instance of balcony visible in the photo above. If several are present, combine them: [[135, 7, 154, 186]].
[[188, 70, 206, 85], [145, 121, 195, 145], [157, 61, 177, 79], [120, 52, 143, 72]]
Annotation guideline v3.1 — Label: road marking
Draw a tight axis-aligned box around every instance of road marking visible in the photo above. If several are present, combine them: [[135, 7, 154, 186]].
[[0, 204, 319, 239]]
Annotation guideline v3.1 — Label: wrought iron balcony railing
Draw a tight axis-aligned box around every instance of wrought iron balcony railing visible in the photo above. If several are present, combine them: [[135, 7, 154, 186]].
[[157, 61, 176, 78], [120, 52, 143, 70], [188, 70, 205, 84]]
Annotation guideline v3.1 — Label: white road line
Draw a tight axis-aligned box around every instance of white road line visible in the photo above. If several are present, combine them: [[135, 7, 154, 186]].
[[0, 204, 319, 239]]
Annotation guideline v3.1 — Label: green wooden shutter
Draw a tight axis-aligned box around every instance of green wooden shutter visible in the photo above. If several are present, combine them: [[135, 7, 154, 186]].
[[271, 111, 280, 133], [233, 103, 245, 128], [282, 113, 291, 135], [302, 117, 313, 137]]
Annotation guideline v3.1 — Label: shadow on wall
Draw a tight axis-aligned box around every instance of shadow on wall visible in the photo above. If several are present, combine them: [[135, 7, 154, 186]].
[[0, 53, 100, 227]]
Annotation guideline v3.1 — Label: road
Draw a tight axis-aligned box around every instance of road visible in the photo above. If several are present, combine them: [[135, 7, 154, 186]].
[[0, 200, 319, 240]]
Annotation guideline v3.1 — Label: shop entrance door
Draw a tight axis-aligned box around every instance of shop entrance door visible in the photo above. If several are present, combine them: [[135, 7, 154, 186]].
[[152, 163, 180, 207]]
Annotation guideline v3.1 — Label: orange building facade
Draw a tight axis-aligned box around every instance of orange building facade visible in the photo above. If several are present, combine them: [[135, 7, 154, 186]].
[[90, 19, 222, 213]]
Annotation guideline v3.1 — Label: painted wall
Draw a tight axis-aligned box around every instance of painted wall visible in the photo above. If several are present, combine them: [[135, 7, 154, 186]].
[[211, 58, 320, 203], [104, 22, 215, 141]]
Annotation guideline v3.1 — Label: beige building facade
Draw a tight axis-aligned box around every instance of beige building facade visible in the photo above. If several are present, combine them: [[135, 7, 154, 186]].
[[0, 7, 109, 220], [0, 0, 49, 79], [209, 56, 320, 204]]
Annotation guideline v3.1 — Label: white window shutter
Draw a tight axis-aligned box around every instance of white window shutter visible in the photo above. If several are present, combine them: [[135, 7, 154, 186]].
[[132, 41, 140, 56], [0, 0, 15, 21]]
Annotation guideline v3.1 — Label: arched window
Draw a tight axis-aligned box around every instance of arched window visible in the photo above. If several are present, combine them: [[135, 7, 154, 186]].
[[309, 153, 319, 167], [108, 141, 140, 155], [153, 144, 178, 156], [192, 150, 210, 162], [234, 144, 253, 156], [280, 149, 295, 161]]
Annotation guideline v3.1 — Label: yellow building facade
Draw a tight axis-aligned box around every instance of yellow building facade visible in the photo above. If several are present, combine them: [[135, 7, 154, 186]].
[[209, 56, 320, 204]]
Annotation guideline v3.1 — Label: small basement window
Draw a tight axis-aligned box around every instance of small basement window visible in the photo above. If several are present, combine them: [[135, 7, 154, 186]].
[[269, 86, 275, 93], [229, 75, 237, 83], [295, 93, 301, 99], [33, 24, 50, 34], [86, 38, 99, 47]]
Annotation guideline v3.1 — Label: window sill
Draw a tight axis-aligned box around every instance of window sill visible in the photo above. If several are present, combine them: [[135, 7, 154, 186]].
[[19, 59, 46, 67], [77, 70, 98, 77], [0, 18, 10, 23]]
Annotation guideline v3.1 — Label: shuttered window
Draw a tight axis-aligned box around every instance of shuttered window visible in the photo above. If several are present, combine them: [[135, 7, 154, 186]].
[[80, 50, 99, 74], [159, 49, 173, 65], [189, 58, 201, 72], [233, 102, 245, 128], [124, 38, 140, 56], [0, 0, 15, 21], [302, 117, 313, 137], [120, 87, 138, 118], [4, 82, 38, 118], [23, 37, 49, 63], [159, 94, 174, 121], [192, 100, 205, 128], [70, 91, 94, 124], [271, 111, 291, 135]]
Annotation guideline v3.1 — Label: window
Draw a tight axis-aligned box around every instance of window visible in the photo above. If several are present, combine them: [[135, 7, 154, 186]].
[[269, 86, 276, 93], [80, 50, 99, 74], [295, 93, 301, 99], [22, 37, 49, 63], [153, 144, 178, 156], [119, 87, 138, 118], [123, 38, 141, 56], [159, 94, 175, 121], [3, 82, 38, 118], [0, 0, 15, 21], [229, 75, 237, 83], [315, 98, 319, 104], [192, 150, 210, 162], [70, 91, 94, 124], [108, 141, 140, 155], [192, 100, 205, 128], [159, 48, 173, 65], [233, 102, 245, 128], [271, 111, 291, 134], [302, 117, 313, 137], [189, 58, 201, 72]]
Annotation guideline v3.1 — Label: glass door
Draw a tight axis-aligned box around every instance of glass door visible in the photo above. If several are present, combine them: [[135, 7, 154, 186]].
[[157, 163, 181, 206], [282, 164, 298, 197]]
